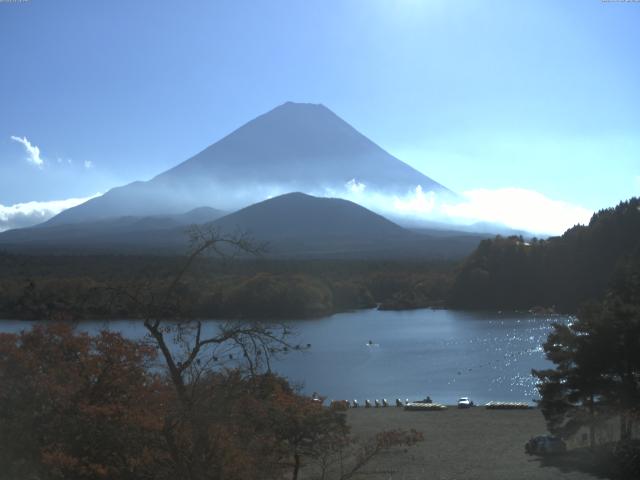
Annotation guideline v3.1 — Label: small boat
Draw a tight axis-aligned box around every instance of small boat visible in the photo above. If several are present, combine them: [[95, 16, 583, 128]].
[[485, 401, 530, 409], [404, 402, 447, 411]]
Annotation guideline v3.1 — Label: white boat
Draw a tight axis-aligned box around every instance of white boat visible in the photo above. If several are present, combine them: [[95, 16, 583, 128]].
[[404, 402, 447, 411]]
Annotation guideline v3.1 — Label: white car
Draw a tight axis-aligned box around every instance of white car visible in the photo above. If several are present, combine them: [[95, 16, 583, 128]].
[[457, 397, 473, 408]]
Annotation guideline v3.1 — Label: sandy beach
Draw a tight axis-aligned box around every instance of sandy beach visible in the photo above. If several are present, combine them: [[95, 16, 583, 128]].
[[338, 407, 608, 480]]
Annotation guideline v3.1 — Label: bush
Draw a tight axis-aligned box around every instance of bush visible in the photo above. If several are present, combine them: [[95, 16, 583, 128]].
[[614, 440, 640, 479]]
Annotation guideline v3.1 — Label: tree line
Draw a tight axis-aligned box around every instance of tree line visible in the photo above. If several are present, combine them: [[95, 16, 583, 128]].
[[0, 254, 455, 321], [450, 198, 640, 312]]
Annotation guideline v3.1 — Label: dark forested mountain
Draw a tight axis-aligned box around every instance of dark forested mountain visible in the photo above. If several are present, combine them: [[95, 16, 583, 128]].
[[209, 193, 490, 258], [0, 193, 484, 259], [208, 192, 434, 258], [212, 192, 404, 240], [44, 102, 452, 226], [450, 197, 640, 311]]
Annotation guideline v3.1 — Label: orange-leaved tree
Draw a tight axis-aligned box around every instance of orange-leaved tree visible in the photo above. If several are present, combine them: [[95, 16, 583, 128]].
[[0, 323, 168, 480]]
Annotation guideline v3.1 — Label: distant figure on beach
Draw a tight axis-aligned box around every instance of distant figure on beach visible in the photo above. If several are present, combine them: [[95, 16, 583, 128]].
[[368, 339, 373, 345], [396, 398, 403, 407]]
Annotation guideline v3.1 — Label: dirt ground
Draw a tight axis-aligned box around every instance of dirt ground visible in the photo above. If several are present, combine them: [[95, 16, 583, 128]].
[[335, 407, 611, 480]]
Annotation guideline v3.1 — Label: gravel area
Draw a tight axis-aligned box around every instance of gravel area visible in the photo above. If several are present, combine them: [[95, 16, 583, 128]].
[[338, 407, 607, 480]]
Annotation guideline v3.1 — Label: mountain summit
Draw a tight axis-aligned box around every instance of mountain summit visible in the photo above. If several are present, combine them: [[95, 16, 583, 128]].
[[157, 102, 448, 193], [47, 102, 452, 225]]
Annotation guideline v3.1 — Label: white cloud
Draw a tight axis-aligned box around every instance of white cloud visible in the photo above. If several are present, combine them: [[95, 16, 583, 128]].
[[0, 194, 100, 232], [441, 188, 592, 235], [10, 135, 44, 167], [323, 182, 592, 236], [393, 185, 436, 214], [84, 160, 93, 169], [345, 178, 366, 194]]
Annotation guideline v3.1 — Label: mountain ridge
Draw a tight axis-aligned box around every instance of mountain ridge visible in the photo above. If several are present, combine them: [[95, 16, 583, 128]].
[[0, 193, 484, 259]]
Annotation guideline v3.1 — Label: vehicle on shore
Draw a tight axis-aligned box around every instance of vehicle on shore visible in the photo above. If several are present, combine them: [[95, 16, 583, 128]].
[[457, 397, 474, 408]]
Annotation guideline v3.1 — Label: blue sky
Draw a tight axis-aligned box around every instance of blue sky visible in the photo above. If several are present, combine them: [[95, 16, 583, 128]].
[[1, 0, 639, 232]]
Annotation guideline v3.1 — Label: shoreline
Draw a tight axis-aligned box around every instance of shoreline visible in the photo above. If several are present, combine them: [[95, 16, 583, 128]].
[[0, 306, 573, 323]]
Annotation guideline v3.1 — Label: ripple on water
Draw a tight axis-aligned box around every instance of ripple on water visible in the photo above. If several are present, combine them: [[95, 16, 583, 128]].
[[0, 310, 571, 404]]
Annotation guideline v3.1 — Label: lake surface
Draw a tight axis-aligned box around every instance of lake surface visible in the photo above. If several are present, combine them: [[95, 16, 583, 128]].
[[0, 309, 570, 405]]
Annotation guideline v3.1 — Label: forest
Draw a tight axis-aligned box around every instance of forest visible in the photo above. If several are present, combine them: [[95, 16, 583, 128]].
[[1, 197, 639, 321], [0, 254, 454, 321], [449, 198, 640, 312]]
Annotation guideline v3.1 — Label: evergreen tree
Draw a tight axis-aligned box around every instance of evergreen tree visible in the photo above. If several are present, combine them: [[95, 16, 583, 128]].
[[533, 321, 608, 448], [534, 264, 640, 447]]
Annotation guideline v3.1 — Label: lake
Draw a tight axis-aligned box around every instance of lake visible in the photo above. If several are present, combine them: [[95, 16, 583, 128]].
[[0, 308, 570, 405]]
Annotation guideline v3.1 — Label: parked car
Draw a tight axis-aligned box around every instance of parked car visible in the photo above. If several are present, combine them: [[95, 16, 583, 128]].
[[524, 435, 566, 455], [457, 397, 474, 408]]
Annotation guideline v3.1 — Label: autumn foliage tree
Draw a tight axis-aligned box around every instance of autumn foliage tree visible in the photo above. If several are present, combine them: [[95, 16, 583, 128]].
[[0, 323, 165, 480]]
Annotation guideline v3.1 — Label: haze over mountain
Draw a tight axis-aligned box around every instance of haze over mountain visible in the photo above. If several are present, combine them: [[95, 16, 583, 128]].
[[45, 102, 453, 227], [0, 207, 225, 253], [0, 193, 485, 259]]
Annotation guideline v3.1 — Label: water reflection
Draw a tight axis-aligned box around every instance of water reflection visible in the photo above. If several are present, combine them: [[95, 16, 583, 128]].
[[0, 309, 571, 405]]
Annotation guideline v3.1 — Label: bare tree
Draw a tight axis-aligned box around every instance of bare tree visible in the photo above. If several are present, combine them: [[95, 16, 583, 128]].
[[104, 225, 423, 480], [106, 225, 294, 479]]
